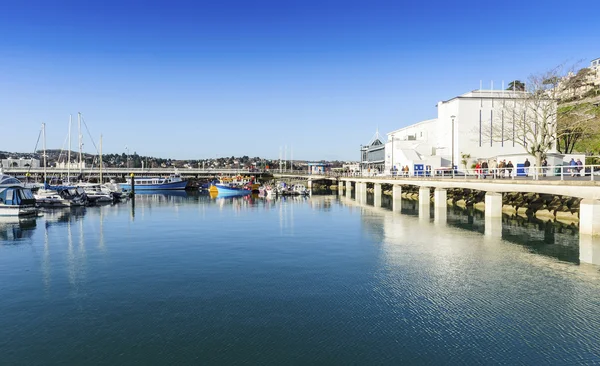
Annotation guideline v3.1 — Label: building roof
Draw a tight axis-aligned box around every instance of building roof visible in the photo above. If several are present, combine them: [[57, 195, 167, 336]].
[[387, 119, 437, 135], [439, 89, 527, 104]]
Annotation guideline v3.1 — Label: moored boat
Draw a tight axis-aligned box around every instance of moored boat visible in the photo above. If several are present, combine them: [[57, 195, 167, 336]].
[[120, 174, 188, 191], [210, 183, 252, 195], [0, 175, 38, 217]]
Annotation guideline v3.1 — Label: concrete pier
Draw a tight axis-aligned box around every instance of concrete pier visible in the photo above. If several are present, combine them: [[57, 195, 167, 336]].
[[484, 192, 503, 218], [374, 183, 382, 208], [419, 187, 430, 220], [580, 199, 600, 237], [419, 187, 430, 207], [485, 216, 503, 238], [358, 182, 367, 203], [392, 185, 402, 212], [434, 206, 447, 225], [579, 235, 600, 265], [346, 181, 352, 198], [434, 188, 447, 208]]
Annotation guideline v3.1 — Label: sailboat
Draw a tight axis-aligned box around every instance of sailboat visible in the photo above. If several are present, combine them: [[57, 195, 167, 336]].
[[34, 121, 88, 207]]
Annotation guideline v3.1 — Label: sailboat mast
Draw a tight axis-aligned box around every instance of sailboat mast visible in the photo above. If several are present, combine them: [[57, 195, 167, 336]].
[[42, 123, 47, 185], [99, 134, 103, 183], [78, 112, 82, 174], [68, 114, 72, 183]]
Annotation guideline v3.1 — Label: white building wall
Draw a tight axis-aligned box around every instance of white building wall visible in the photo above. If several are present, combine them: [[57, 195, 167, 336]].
[[383, 90, 558, 172]]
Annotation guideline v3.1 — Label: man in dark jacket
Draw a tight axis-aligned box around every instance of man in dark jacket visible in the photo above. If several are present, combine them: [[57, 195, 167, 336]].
[[524, 158, 531, 177]]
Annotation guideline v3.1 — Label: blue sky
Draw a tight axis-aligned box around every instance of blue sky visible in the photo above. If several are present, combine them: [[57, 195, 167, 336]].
[[1, 0, 598, 161]]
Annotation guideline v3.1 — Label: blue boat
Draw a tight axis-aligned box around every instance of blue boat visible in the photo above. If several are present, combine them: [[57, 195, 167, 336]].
[[120, 174, 188, 191], [210, 183, 251, 196]]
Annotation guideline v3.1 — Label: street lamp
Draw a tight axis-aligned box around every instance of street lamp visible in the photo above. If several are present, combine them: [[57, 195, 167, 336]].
[[450, 115, 456, 170], [125, 146, 129, 169], [359, 144, 363, 176]]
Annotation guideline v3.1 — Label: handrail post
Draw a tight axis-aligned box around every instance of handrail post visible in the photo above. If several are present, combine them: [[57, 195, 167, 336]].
[[560, 165, 564, 181]]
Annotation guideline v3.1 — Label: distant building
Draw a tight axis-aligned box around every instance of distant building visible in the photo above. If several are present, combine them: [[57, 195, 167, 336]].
[[591, 57, 600, 85], [360, 130, 386, 175], [1, 157, 40, 169], [307, 162, 330, 174], [56, 161, 86, 169]]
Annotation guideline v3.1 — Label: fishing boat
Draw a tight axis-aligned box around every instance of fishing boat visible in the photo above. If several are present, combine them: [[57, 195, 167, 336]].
[[209, 182, 252, 195], [0, 175, 38, 217], [120, 174, 188, 191]]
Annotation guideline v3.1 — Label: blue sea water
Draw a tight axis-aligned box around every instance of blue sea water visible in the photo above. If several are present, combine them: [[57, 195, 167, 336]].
[[0, 192, 599, 365]]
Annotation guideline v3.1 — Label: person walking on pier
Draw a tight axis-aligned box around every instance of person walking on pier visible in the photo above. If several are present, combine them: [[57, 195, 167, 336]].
[[569, 158, 577, 177], [481, 160, 489, 179], [524, 158, 531, 177], [506, 161, 514, 178]]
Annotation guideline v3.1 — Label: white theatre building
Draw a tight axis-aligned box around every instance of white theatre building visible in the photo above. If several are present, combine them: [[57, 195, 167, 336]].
[[384, 89, 560, 174]]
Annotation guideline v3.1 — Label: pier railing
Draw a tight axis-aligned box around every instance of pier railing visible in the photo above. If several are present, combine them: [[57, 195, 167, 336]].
[[346, 164, 600, 182]]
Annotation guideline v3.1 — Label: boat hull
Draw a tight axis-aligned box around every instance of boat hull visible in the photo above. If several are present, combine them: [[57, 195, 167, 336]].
[[0, 205, 38, 217], [212, 184, 251, 195], [120, 181, 188, 191]]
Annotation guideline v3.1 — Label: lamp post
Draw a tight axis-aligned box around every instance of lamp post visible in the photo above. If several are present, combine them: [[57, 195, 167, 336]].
[[360, 144, 363, 176], [450, 115, 456, 170], [125, 146, 130, 169]]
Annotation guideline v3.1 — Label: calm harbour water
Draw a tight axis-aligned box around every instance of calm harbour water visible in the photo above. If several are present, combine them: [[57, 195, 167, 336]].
[[1, 192, 600, 365]]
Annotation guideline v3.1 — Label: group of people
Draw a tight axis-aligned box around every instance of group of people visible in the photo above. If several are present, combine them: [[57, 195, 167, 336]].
[[473, 158, 558, 178], [474, 160, 514, 178], [569, 158, 584, 176]]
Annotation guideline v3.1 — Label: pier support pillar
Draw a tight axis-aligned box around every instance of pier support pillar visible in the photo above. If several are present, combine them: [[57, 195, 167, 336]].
[[434, 188, 447, 208], [374, 183, 382, 208], [358, 182, 367, 203], [419, 187, 430, 207], [346, 181, 352, 198], [434, 206, 447, 225], [392, 185, 402, 212], [580, 199, 600, 237], [485, 216, 503, 238], [307, 179, 312, 190], [419, 187, 430, 220], [579, 235, 600, 265], [484, 192, 503, 218]]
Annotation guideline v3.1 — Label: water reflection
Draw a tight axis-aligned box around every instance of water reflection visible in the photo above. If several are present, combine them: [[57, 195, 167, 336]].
[[0, 216, 37, 242], [442, 206, 579, 264]]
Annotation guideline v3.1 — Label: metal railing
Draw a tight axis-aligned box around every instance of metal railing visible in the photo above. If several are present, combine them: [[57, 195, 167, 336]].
[[345, 164, 600, 182]]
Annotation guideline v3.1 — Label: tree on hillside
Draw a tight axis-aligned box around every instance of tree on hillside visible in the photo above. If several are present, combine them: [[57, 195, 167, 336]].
[[556, 102, 600, 154], [485, 68, 562, 177], [507, 80, 525, 91], [562, 68, 593, 99]]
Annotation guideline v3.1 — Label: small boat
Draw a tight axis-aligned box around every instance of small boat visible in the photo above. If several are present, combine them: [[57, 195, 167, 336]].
[[120, 174, 188, 191], [0, 175, 38, 217], [292, 184, 310, 196], [210, 183, 252, 195], [35, 185, 88, 207]]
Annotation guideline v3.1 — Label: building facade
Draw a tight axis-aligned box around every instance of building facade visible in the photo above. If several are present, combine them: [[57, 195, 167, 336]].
[[382, 89, 558, 175], [360, 131, 386, 175], [1, 158, 40, 169]]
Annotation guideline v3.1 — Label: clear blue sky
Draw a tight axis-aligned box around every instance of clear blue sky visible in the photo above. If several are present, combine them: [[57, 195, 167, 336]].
[[1, 0, 598, 161]]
